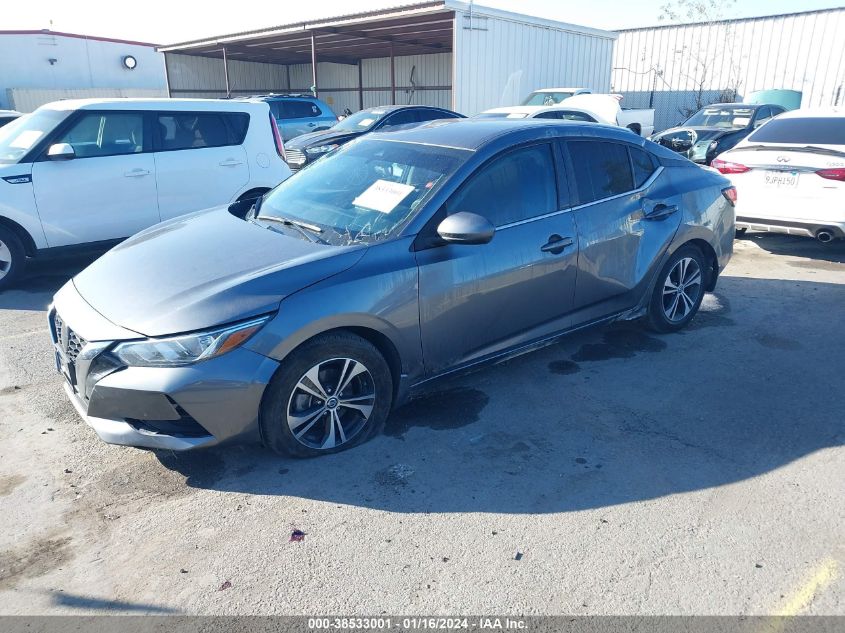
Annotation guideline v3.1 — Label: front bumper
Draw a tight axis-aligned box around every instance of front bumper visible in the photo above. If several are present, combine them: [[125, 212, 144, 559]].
[[50, 286, 280, 451]]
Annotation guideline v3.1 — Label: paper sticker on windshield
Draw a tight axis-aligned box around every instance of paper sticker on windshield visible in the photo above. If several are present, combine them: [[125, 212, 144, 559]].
[[358, 118, 375, 127], [353, 180, 415, 213], [733, 117, 751, 127]]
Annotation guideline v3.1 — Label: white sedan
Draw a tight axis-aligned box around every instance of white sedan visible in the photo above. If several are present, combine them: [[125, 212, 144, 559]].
[[712, 108, 845, 243], [476, 94, 654, 137]]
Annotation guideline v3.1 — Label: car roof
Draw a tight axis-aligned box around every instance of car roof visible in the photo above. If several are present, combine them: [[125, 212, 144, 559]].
[[37, 98, 269, 113], [366, 118, 635, 151], [531, 88, 583, 92], [483, 106, 545, 115]]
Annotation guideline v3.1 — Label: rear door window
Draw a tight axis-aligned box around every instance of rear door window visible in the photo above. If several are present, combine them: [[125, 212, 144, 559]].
[[57, 112, 145, 158], [281, 101, 322, 119], [748, 117, 845, 145], [415, 109, 460, 123], [445, 143, 558, 227], [568, 141, 635, 204], [156, 112, 249, 150]]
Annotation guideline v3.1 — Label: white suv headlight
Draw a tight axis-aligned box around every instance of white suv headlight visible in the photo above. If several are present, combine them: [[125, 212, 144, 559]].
[[113, 316, 270, 368]]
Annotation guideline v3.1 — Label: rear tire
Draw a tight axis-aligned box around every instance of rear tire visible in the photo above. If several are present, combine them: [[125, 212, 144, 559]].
[[645, 244, 707, 333], [0, 226, 26, 291], [260, 332, 393, 457]]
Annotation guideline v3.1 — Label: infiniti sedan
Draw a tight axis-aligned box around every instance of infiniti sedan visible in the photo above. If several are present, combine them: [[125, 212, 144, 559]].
[[50, 120, 735, 457]]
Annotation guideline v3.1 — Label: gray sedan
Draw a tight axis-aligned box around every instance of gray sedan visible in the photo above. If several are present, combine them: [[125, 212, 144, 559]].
[[50, 119, 735, 457]]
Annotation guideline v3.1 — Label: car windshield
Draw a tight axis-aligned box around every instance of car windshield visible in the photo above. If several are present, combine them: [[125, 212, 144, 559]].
[[521, 91, 575, 106], [0, 109, 70, 164], [333, 109, 387, 132], [684, 106, 755, 129], [257, 138, 469, 243]]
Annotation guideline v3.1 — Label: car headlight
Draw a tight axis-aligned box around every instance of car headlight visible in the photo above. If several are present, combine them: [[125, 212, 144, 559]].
[[113, 316, 270, 368], [305, 144, 339, 155]]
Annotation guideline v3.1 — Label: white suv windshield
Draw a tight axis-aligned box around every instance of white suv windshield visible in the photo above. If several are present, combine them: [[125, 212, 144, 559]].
[[0, 109, 70, 164], [257, 139, 469, 243]]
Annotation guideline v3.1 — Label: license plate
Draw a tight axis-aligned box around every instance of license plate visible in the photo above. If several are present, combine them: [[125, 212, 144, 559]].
[[764, 170, 799, 188]]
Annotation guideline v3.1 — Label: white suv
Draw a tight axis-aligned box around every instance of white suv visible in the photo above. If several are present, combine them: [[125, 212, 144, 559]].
[[0, 98, 292, 289]]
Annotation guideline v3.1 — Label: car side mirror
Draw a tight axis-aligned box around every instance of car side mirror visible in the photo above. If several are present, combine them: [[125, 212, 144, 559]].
[[47, 143, 75, 160], [436, 212, 495, 245]]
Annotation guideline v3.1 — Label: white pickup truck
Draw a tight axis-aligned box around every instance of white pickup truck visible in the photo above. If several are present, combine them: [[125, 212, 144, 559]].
[[484, 93, 656, 137]]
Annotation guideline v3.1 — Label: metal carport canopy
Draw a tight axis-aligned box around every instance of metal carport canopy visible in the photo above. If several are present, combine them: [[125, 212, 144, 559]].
[[157, 2, 455, 65]]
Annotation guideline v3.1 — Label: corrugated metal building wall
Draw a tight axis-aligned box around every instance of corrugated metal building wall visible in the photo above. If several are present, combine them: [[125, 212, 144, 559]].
[[165, 52, 452, 115], [612, 8, 845, 132], [452, 5, 614, 114], [162, 1, 615, 117]]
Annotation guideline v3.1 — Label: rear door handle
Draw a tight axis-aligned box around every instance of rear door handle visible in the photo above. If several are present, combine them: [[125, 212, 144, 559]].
[[123, 168, 150, 178], [643, 203, 679, 221], [219, 159, 243, 167], [540, 235, 574, 254]]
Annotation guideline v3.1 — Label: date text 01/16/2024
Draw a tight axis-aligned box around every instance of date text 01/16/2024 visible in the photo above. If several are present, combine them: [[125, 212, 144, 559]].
[[307, 617, 528, 630]]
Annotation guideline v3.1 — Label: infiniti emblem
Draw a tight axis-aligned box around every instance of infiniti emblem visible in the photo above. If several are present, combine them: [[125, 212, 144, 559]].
[[777, 156, 791, 163]]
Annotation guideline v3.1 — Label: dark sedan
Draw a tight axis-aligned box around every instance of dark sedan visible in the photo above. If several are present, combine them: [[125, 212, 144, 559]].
[[50, 119, 735, 457], [283, 104, 464, 171], [651, 103, 786, 165]]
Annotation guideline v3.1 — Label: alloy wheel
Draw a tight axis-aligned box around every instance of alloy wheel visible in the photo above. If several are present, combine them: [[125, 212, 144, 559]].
[[662, 257, 703, 323], [286, 357, 375, 450], [0, 240, 12, 280]]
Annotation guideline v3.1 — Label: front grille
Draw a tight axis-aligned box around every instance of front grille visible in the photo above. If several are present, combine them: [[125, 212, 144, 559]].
[[53, 313, 65, 347], [285, 149, 306, 171], [53, 312, 87, 363]]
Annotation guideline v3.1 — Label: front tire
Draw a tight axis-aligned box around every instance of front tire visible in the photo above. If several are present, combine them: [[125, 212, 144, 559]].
[[260, 332, 393, 457], [645, 244, 707, 333], [0, 226, 25, 291]]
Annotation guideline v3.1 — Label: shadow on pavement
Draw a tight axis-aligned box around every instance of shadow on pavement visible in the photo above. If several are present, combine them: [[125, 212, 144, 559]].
[[49, 590, 178, 613], [0, 253, 100, 312], [153, 274, 845, 515], [739, 232, 845, 264]]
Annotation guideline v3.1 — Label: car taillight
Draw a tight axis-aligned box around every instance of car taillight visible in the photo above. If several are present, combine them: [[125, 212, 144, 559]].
[[269, 113, 285, 160], [722, 186, 737, 206], [816, 168, 845, 181], [711, 158, 751, 174]]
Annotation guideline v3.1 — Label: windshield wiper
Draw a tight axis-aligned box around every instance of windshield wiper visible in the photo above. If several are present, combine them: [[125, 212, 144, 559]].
[[742, 144, 845, 158], [256, 214, 328, 244]]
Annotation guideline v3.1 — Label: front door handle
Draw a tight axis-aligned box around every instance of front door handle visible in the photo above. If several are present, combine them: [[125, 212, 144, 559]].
[[307, 122, 317, 127], [643, 203, 679, 221], [123, 168, 151, 178], [219, 159, 243, 167], [540, 235, 574, 254]]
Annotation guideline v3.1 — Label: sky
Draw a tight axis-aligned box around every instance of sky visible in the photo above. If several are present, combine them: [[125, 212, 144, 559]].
[[4, 0, 844, 44]]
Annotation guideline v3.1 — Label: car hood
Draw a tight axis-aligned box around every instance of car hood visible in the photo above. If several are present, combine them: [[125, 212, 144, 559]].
[[285, 128, 363, 149], [71, 207, 366, 337]]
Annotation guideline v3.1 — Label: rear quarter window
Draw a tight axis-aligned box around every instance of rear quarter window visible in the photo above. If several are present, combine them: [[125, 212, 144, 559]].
[[748, 117, 845, 145]]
